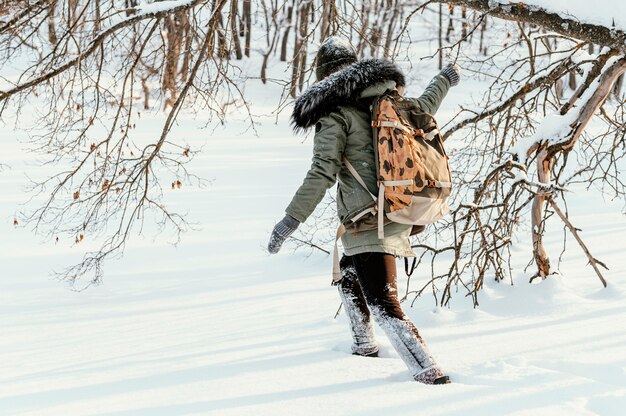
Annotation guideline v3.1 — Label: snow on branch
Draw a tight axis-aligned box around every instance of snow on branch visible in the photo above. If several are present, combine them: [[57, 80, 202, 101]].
[[512, 53, 626, 164], [133, 0, 197, 16], [429, 0, 626, 53]]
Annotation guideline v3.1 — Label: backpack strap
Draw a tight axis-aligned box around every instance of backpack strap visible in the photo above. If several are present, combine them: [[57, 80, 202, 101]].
[[372, 120, 413, 136], [377, 185, 385, 239], [423, 129, 440, 141], [432, 180, 452, 188], [343, 158, 376, 201], [332, 224, 347, 285], [343, 157, 388, 239]]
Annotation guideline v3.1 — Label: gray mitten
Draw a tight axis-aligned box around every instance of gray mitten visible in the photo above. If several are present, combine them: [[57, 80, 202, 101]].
[[268, 215, 300, 254], [440, 64, 461, 87]]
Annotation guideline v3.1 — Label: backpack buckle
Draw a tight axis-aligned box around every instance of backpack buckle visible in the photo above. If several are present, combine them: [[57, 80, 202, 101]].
[[427, 179, 436, 188], [372, 120, 382, 128]]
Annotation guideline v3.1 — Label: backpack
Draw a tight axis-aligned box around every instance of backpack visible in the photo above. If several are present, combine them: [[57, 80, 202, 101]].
[[332, 91, 452, 283]]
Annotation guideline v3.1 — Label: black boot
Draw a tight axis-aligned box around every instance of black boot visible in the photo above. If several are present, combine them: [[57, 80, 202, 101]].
[[352, 349, 379, 358], [433, 375, 451, 384]]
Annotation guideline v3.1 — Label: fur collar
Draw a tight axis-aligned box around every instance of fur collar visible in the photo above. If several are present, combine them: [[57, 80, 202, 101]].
[[291, 59, 405, 130]]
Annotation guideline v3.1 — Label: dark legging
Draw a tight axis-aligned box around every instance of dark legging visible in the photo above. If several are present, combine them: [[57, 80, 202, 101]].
[[338, 252, 441, 377]]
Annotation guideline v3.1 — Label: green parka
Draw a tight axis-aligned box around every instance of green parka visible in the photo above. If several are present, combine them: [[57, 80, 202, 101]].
[[287, 59, 451, 257]]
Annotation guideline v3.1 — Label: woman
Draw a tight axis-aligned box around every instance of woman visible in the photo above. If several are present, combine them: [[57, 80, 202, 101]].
[[268, 37, 460, 385]]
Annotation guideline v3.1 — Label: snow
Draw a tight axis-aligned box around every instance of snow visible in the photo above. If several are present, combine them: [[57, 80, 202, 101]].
[[511, 53, 621, 164], [500, 0, 626, 33], [136, 0, 196, 15], [1, 6, 626, 416], [2, 100, 626, 415], [511, 111, 578, 163]]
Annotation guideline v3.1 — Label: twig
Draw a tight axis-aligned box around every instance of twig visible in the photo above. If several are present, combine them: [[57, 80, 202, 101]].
[[288, 236, 331, 255], [547, 198, 608, 287], [334, 302, 343, 319]]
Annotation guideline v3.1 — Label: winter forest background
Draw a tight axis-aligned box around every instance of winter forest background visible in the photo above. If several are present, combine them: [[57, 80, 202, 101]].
[[1, 1, 625, 415]]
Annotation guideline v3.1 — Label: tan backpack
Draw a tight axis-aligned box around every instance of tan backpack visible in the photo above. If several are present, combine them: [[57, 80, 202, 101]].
[[332, 91, 452, 283]]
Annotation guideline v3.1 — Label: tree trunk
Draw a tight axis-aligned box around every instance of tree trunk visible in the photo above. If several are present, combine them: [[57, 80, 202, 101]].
[[297, 1, 310, 92], [216, 12, 229, 59], [370, 0, 388, 57], [568, 70, 577, 91], [290, 1, 301, 97], [243, 0, 251, 57], [531, 145, 552, 279], [438, 4, 443, 69], [445, 5, 454, 43], [260, 0, 278, 84], [461, 6, 467, 39], [94, 0, 101, 33], [48, 2, 57, 45], [297, 2, 309, 93], [180, 12, 192, 82], [479, 15, 487, 55], [68, 0, 78, 26], [320, 0, 332, 40], [163, 12, 185, 107], [355, 1, 370, 56], [280, 2, 294, 62], [125, 0, 137, 17], [230, 0, 243, 60], [383, 0, 400, 58], [530, 56, 626, 279]]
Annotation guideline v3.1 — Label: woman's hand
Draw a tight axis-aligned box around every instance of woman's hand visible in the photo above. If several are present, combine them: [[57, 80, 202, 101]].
[[268, 215, 300, 254], [439, 64, 461, 87]]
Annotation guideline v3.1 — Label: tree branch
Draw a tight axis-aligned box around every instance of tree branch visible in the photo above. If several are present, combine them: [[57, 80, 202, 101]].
[[548, 198, 608, 287], [429, 0, 626, 53], [0, 0, 206, 102]]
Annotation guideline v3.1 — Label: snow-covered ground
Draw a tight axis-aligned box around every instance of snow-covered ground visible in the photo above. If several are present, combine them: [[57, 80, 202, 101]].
[[2, 99, 625, 415]]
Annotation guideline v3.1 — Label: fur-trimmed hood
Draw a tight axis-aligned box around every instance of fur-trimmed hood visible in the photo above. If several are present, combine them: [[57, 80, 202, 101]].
[[291, 59, 405, 130]]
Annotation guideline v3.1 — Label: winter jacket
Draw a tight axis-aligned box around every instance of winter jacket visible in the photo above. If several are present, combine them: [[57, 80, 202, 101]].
[[286, 59, 451, 257]]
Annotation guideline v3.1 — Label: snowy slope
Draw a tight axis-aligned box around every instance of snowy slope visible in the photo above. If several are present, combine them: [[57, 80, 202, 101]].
[[1, 101, 626, 415]]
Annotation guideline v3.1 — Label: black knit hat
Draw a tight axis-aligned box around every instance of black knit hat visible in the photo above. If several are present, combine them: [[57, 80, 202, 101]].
[[315, 36, 358, 81]]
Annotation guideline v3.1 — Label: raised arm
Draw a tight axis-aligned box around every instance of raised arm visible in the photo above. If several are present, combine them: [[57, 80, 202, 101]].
[[406, 65, 460, 115]]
